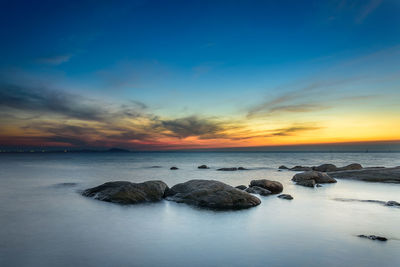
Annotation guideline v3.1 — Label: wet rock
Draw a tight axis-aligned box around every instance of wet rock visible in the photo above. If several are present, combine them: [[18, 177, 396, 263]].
[[312, 164, 338, 172], [170, 167, 179, 170], [235, 185, 247, 190], [290, 166, 312, 171], [245, 186, 272, 196], [278, 194, 293, 200], [328, 167, 400, 183], [165, 180, 261, 210], [82, 181, 169, 204], [217, 167, 238, 171], [338, 163, 362, 171], [249, 179, 283, 194], [198, 165, 209, 169], [358, 235, 387, 241], [292, 171, 337, 184], [278, 165, 289, 170], [296, 179, 315, 187], [150, 166, 162, 168], [385, 200, 400, 207], [316, 184, 323, 187], [238, 167, 248, 170]]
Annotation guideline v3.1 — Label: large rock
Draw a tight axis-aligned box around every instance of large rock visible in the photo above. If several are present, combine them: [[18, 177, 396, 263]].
[[312, 164, 338, 172], [165, 180, 261, 209], [82, 181, 169, 204], [338, 163, 362, 171], [328, 167, 400, 183], [292, 171, 337, 184], [296, 179, 316, 187], [249, 179, 283, 194], [245, 186, 272, 196], [235, 185, 247, 190]]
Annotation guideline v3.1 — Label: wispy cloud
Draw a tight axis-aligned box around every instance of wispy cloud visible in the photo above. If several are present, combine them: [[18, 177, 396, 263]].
[[37, 54, 72, 65], [355, 0, 383, 24]]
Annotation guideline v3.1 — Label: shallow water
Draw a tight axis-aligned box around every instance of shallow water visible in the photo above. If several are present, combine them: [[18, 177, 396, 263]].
[[0, 152, 400, 267]]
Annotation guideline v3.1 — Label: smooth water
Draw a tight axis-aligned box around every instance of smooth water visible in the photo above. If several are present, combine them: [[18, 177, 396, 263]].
[[0, 152, 400, 267]]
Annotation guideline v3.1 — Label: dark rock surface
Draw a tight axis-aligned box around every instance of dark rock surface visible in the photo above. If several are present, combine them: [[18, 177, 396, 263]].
[[170, 167, 179, 170], [235, 185, 247, 190], [292, 171, 337, 184], [328, 167, 400, 183], [278, 194, 293, 200], [249, 179, 283, 194], [358, 235, 387, 241], [245, 186, 272, 196], [278, 165, 289, 170], [338, 163, 362, 171], [385, 200, 400, 207], [217, 167, 238, 171], [290, 166, 312, 171], [82, 181, 169, 204], [198, 165, 209, 169], [296, 179, 316, 187], [312, 164, 337, 172], [238, 167, 248, 170], [165, 180, 261, 209]]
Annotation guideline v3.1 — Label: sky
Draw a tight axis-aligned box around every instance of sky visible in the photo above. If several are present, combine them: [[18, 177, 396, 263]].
[[0, 0, 399, 150]]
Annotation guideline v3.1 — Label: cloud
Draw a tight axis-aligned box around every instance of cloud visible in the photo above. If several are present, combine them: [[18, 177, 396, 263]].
[[37, 54, 72, 65], [271, 125, 322, 136], [158, 116, 226, 139], [355, 0, 383, 24]]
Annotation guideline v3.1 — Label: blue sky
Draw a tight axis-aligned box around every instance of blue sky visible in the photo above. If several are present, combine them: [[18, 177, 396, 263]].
[[0, 0, 399, 149]]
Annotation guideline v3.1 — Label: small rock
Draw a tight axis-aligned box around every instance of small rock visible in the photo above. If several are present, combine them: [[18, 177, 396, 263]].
[[385, 200, 400, 207], [316, 184, 323, 187], [246, 186, 272, 196], [150, 166, 162, 168], [238, 167, 248, 170], [235, 185, 247, 190], [217, 167, 238, 171], [198, 165, 209, 169], [338, 163, 363, 171], [170, 167, 179, 170], [296, 179, 316, 187], [278, 194, 293, 200], [249, 179, 283, 194], [358, 235, 387, 241], [290, 166, 312, 171], [278, 165, 289, 170]]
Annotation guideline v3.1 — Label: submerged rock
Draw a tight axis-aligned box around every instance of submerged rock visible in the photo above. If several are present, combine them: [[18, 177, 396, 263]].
[[278, 165, 289, 170], [245, 186, 272, 196], [290, 166, 312, 171], [82, 181, 169, 204], [249, 179, 283, 194], [385, 200, 400, 207], [217, 167, 238, 171], [296, 179, 316, 187], [235, 185, 247, 190], [278, 194, 293, 200], [198, 165, 209, 169], [238, 167, 248, 170], [292, 171, 337, 184], [312, 164, 338, 172], [170, 166, 179, 170], [165, 179, 261, 210], [358, 235, 387, 241], [328, 167, 400, 183]]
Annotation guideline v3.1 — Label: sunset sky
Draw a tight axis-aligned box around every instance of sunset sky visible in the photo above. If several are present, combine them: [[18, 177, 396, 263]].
[[1, 0, 399, 150]]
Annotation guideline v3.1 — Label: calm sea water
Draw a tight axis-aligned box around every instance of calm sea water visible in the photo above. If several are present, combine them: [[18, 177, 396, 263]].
[[0, 152, 400, 267]]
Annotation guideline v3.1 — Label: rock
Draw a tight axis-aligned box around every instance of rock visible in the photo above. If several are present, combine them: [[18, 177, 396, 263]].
[[150, 166, 162, 168], [292, 171, 337, 184], [358, 235, 387, 241], [316, 184, 323, 187], [82, 181, 169, 204], [249, 179, 283, 194], [170, 166, 179, 170], [165, 180, 261, 210], [278, 194, 293, 200], [328, 167, 400, 183], [385, 200, 400, 207], [278, 165, 289, 170], [312, 164, 338, 172], [338, 163, 363, 171], [296, 179, 315, 187], [198, 165, 209, 169], [235, 185, 247, 190], [238, 167, 248, 170], [53, 182, 78, 187], [217, 167, 238, 171], [245, 186, 272, 196], [290, 166, 312, 171]]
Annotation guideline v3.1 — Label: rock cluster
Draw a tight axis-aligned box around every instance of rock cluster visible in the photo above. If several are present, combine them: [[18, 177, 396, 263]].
[[292, 171, 337, 187]]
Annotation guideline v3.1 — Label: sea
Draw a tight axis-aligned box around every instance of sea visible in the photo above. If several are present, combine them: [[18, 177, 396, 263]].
[[0, 152, 399, 267]]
